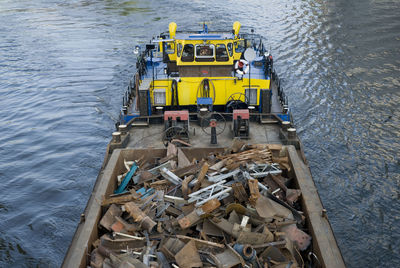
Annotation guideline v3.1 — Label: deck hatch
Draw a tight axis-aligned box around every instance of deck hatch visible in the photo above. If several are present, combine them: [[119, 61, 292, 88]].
[[245, 88, 258, 105]]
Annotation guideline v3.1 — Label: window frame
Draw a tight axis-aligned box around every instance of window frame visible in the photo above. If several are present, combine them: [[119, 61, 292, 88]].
[[194, 44, 215, 59], [234, 40, 245, 53], [181, 44, 194, 62], [227, 43, 233, 57], [177, 43, 182, 57], [215, 43, 229, 62], [164, 41, 175, 54]]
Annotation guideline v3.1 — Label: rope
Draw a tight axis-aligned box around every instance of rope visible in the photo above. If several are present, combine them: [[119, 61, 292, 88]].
[[171, 79, 179, 107], [196, 78, 216, 103]]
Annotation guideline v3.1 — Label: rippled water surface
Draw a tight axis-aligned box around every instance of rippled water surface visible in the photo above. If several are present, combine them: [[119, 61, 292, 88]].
[[0, 0, 399, 267]]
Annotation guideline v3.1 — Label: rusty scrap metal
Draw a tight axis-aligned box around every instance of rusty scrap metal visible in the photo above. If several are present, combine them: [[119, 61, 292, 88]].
[[92, 143, 314, 268]]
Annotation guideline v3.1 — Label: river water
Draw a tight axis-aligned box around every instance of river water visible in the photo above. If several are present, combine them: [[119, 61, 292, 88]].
[[0, 0, 399, 267]]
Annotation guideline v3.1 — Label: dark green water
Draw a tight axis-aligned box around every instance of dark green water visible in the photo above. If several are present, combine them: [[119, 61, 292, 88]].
[[0, 0, 399, 267]]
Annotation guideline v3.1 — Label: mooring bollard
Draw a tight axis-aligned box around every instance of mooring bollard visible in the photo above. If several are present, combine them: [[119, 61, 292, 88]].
[[112, 132, 121, 143], [118, 125, 127, 135], [282, 121, 291, 131], [287, 128, 296, 139]]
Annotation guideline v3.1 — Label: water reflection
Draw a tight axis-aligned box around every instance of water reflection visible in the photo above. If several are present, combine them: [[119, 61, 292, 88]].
[[104, 0, 152, 16]]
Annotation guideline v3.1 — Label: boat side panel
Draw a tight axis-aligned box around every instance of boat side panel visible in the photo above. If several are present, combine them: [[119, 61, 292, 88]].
[[287, 146, 346, 268], [62, 149, 124, 268], [151, 77, 269, 106]]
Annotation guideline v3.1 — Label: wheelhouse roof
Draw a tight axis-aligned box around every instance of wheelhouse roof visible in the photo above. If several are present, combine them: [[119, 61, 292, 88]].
[[174, 32, 234, 40], [158, 30, 264, 42]]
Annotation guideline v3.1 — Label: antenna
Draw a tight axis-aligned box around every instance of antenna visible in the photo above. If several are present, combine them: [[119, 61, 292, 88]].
[[203, 22, 208, 33], [244, 48, 257, 99]]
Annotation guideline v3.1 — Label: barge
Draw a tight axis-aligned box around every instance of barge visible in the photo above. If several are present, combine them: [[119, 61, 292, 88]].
[[63, 22, 345, 268]]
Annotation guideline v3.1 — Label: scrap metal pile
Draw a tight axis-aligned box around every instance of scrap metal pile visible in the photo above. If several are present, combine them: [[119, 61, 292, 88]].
[[91, 140, 312, 268]]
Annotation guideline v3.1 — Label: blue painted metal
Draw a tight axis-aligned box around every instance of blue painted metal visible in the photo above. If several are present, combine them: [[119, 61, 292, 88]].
[[147, 61, 161, 68], [114, 163, 138, 194], [233, 244, 256, 262], [188, 34, 222, 39], [123, 114, 140, 124], [136, 187, 155, 199], [277, 114, 290, 121], [197, 97, 213, 105], [204, 23, 208, 33], [253, 56, 264, 62]]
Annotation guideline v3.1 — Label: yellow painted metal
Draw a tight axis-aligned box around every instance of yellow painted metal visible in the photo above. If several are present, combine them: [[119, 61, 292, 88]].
[[153, 21, 270, 108], [158, 38, 163, 53], [165, 21, 245, 64], [169, 22, 177, 39], [150, 77, 270, 106], [233, 21, 241, 37]]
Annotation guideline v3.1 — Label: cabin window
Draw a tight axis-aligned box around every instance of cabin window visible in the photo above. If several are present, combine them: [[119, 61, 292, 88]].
[[181, 44, 194, 62], [216, 44, 229, 62], [234, 40, 245, 53], [227, 43, 233, 57], [177, 43, 182, 57], [195, 44, 215, 62], [164, 41, 175, 54]]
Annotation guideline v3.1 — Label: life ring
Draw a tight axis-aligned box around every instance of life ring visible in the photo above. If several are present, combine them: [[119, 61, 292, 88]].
[[235, 59, 249, 75]]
